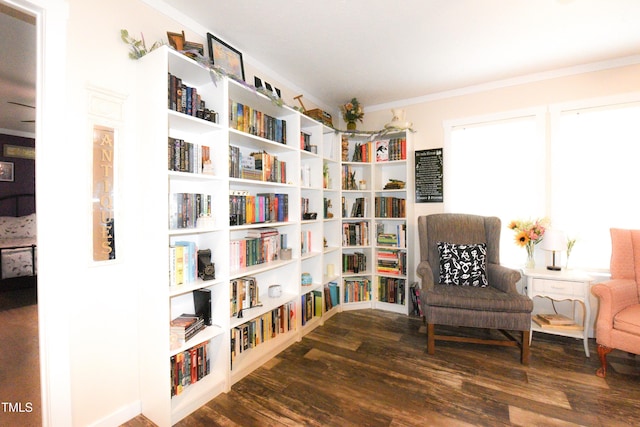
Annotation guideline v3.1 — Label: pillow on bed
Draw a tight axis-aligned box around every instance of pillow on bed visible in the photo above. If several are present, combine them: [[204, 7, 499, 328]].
[[0, 213, 37, 239], [437, 241, 488, 287]]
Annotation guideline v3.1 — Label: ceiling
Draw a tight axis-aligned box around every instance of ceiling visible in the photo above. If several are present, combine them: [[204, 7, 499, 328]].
[[2, 0, 640, 133], [161, 0, 640, 110]]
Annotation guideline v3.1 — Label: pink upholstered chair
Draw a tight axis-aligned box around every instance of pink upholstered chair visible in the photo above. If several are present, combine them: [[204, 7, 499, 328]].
[[591, 228, 640, 377]]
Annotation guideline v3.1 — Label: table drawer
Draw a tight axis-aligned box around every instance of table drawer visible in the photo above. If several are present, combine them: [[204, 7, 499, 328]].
[[531, 278, 582, 297]]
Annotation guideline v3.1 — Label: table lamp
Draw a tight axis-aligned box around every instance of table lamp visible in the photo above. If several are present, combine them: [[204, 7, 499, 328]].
[[542, 229, 567, 271]]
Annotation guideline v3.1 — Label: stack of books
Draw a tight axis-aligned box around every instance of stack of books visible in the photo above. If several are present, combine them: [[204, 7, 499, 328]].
[[170, 314, 205, 347], [532, 313, 581, 330]]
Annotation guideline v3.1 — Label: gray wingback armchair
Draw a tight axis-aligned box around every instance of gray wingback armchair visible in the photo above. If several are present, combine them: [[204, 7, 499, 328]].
[[417, 213, 533, 364]]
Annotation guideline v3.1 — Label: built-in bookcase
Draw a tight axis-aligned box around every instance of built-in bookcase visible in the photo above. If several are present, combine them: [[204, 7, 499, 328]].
[[135, 46, 352, 426], [339, 131, 413, 314]]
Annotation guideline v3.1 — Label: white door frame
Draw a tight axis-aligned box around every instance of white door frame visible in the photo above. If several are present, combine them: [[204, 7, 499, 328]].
[[2, 0, 72, 425]]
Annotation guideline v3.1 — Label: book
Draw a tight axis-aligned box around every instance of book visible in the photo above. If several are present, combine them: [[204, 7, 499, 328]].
[[170, 314, 206, 347], [533, 314, 582, 330], [535, 313, 575, 325], [375, 139, 389, 162]]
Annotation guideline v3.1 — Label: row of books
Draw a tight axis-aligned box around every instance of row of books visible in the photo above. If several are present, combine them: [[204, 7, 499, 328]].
[[229, 191, 288, 226], [341, 165, 360, 190], [168, 73, 217, 121], [343, 277, 371, 303], [169, 241, 197, 286], [323, 198, 333, 219], [167, 137, 213, 175], [377, 248, 407, 276], [342, 221, 370, 247], [170, 313, 206, 349], [375, 137, 407, 162], [351, 141, 374, 162], [229, 230, 282, 272], [301, 229, 313, 255], [343, 251, 367, 274], [348, 197, 368, 218], [376, 223, 407, 248], [169, 193, 212, 229], [374, 196, 406, 218], [230, 302, 296, 369], [378, 277, 406, 304], [300, 131, 312, 152], [346, 138, 407, 163], [229, 100, 287, 144], [229, 276, 259, 317], [301, 197, 311, 218], [301, 290, 322, 326], [324, 282, 340, 311], [231, 146, 288, 183], [170, 340, 210, 397]]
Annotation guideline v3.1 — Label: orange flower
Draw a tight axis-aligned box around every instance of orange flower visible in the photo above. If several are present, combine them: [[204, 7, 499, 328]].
[[514, 230, 530, 247]]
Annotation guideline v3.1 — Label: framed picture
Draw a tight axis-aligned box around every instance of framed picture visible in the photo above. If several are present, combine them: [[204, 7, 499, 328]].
[[167, 30, 185, 51], [0, 161, 15, 182], [207, 33, 245, 81], [3, 144, 35, 159]]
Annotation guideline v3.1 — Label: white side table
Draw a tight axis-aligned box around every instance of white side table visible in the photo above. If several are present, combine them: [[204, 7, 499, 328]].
[[523, 268, 593, 357]]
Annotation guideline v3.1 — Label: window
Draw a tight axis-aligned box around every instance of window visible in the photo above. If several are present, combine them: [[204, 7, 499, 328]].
[[551, 101, 640, 270], [445, 112, 546, 268], [444, 98, 640, 272]]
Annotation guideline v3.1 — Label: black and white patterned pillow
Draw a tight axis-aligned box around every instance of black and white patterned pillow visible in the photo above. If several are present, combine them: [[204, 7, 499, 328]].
[[437, 242, 488, 287]]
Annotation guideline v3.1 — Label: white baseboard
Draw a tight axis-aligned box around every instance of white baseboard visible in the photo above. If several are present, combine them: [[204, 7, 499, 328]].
[[87, 401, 141, 427]]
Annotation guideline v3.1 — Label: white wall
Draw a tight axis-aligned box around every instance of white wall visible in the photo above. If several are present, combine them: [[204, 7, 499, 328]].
[[51, 1, 182, 425]]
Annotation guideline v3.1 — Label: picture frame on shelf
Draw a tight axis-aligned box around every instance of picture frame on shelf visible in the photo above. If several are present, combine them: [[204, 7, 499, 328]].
[[0, 161, 14, 182], [168, 30, 204, 59], [256, 77, 281, 99], [207, 33, 245, 81], [166, 30, 185, 50]]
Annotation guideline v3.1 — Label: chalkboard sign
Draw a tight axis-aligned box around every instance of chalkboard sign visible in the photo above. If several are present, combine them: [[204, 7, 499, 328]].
[[415, 149, 443, 203]]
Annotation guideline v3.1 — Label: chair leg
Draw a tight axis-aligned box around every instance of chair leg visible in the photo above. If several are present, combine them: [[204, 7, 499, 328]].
[[596, 344, 613, 378], [427, 323, 435, 355], [521, 330, 530, 365]]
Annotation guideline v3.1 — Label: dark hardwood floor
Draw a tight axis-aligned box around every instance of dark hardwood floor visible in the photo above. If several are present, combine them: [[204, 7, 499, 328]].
[[125, 309, 640, 427]]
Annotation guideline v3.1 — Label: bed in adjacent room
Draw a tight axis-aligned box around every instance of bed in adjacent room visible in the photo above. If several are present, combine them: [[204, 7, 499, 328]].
[[0, 193, 36, 282]]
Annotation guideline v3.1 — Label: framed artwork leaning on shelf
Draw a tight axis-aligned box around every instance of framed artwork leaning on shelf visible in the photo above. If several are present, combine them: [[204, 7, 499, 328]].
[[207, 32, 245, 81]]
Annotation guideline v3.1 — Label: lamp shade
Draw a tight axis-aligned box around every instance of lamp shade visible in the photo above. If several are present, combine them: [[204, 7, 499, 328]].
[[542, 229, 567, 252]]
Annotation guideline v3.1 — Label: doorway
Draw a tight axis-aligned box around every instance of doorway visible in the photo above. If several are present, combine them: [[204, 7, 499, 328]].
[[0, 3, 40, 426]]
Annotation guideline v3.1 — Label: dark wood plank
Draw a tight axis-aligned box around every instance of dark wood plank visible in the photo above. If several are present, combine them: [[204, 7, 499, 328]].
[[122, 309, 640, 427]]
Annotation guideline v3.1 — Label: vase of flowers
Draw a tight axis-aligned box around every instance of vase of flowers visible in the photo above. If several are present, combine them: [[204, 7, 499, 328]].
[[508, 218, 549, 268], [341, 98, 364, 131]]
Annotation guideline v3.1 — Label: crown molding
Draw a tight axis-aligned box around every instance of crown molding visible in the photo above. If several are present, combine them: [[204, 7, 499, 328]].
[[367, 54, 640, 112]]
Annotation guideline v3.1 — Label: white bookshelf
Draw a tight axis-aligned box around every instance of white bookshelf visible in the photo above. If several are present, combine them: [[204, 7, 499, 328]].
[[135, 46, 347, 426], [340, 131, 413, 314]]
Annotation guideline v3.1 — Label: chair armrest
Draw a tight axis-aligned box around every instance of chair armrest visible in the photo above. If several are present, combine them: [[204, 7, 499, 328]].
[[416, 261, 435, 290], [592, 279, 639, 346], [487, 264, 521, 294]]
